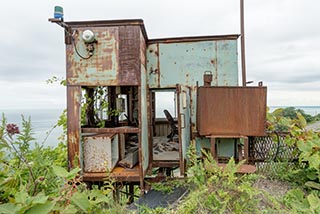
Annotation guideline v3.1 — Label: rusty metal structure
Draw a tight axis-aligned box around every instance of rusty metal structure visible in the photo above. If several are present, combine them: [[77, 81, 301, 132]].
[[50, 17, 267, 194]]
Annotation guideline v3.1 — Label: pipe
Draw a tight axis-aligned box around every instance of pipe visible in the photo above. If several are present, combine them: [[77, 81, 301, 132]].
[[240, 0, 247, 87]]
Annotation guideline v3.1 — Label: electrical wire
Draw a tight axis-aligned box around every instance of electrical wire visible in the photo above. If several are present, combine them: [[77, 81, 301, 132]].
[[72, 37, 93, 60]]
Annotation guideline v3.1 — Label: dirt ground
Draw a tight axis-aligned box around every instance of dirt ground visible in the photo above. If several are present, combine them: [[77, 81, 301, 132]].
[[253, 178, 292, 199]]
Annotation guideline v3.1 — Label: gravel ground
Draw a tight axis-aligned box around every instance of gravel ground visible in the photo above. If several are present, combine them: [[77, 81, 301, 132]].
[[306, 121, 320, 131], [253, 178, 292, 199]]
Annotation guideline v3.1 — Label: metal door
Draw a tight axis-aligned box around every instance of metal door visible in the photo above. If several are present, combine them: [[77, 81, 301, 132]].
[[177, 85, 191, 175]]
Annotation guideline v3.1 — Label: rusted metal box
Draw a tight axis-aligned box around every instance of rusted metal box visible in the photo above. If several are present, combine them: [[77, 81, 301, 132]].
[[65, 20, 147, 86], [83, 133, 119, 172], [197, 86, 267, 136]]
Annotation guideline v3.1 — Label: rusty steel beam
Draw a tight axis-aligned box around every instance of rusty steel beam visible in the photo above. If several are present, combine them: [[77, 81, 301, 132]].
[[82, 127, 140, 134], [67, 86, 81, 169]]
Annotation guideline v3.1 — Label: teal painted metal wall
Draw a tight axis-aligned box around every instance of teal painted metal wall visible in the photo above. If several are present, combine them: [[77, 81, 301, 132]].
[[147, 38, 239, 158], [147, 40, 238, 89], [140, 64, 149, 175]]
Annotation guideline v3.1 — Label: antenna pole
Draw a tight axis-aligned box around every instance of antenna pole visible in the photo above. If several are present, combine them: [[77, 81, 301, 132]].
[[240, 0, 247, 86]]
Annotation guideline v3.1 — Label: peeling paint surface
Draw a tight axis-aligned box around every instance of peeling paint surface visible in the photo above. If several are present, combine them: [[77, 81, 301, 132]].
[[83, 134, 119, 172], [67, 27, 119, 86]]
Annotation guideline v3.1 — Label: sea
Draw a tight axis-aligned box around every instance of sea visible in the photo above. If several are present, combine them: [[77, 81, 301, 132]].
[[1, 106, 319, 148], [268, 106, 320, 116], [0, 109, 64, 148]]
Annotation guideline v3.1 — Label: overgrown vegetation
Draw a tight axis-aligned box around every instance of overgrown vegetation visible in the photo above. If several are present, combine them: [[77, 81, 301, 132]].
[[265, 107, 320, 213], [1, 106, 320, 213], [0, 114, 127, 213]]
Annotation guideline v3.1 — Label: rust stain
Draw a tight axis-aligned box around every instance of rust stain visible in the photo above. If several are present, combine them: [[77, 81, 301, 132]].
[[197, 87, 267, 136]]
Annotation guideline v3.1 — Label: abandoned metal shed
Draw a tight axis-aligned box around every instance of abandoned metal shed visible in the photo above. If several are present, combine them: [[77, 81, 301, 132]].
[[50, 18, 267, 192]]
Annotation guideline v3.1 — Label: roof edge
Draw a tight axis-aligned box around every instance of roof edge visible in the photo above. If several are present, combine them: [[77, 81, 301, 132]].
[[148, 34, 240, 44], [65, 19, 148, 40]]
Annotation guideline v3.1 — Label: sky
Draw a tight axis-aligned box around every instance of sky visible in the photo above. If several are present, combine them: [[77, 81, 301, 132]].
[[0, 0, 319, 110]]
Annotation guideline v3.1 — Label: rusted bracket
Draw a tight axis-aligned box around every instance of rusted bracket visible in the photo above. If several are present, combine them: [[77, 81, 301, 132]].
[[48, 18, 73, 44]]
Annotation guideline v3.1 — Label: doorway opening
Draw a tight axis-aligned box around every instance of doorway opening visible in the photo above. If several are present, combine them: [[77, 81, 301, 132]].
[[152, 90, 179, 162]]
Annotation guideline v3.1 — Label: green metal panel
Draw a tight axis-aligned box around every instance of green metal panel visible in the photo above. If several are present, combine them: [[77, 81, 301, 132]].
[[195, 137, 237, 158], [217, 139, 237, 157], [158, 41, 217, 87], [147, 39, 238, 134], [178, 85, 191, 175], [140, 64, 149, 174], [146, 43, 159, 87], [147, 40, 238, 88], [217, 40, 238, 86]]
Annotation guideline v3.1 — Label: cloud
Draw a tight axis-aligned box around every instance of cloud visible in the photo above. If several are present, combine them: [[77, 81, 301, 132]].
[[0, 0, 319, 109]]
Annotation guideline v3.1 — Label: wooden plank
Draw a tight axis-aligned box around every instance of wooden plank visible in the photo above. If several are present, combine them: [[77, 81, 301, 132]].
[[153, 151, 179, 161], [119, 149, 139, 168]]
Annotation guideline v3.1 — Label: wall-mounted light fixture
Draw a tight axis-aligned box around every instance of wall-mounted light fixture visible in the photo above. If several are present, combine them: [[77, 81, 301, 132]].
[[82, 30, 96, 43]]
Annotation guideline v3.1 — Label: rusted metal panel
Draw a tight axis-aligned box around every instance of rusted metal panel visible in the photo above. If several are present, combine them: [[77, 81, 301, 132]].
[[81, 127, 140, 134], [82, 133, 119, 172], [197, 87, 267, 136], [65, 19, 148, 41], [67, 86, 81, 169], [66, 27, 119, 86], [146, 43, 160, 88], [82, 165, 141, 182], [66, 24, 145, 86], [118, 26, 141, 85]]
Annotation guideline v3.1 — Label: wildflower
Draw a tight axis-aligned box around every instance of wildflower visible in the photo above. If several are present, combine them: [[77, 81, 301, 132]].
[[6, 123, 20, 135]]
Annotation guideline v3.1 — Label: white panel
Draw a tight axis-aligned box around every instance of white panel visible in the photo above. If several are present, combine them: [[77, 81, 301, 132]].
[[83, 134, 119, 172]]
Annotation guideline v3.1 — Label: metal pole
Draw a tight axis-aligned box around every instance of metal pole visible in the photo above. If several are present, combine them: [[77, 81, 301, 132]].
[[240, 0, 247, 86]]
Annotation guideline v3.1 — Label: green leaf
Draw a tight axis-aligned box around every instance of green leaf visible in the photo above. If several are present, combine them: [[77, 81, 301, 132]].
[[63, 204, 78, 213], [31, 193, 48, 204], [287, 189, 305, 201], [52, 165, 69, 178], [307, 193, 320, 211], [297, 112, 307, 128], [15, 189, 28, 204], [26, 201, 54, 214], [71, 192, 91, 212], [305, 181, 320, 190], [306, 170, 318, 181], [308, 154, 320, 169], [66, 167, 81, 180], [297, 140, 313, 153], [0, 203, 20, 214]]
